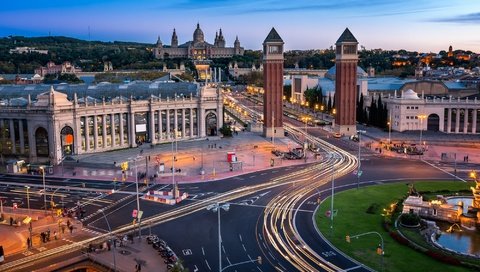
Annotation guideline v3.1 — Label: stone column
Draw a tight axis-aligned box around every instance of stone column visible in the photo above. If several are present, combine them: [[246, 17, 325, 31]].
[[181, 108, 186, 138], [111, 113, 116, 147], [149, 109, 155, 144], [199, 108, 205, 137], [27, 121, 36, 160], [85, 116, 90, 151], [166, 110, 171, 139], [455, 109, 460, 133], [9, 119, 16, 154], [190, 108, 194, 138], [19, 119, 25, 154], [158, 110, 163, 141], [472, 109, 477, 134], [129, 112, 136, 147], [174, 109, 178, 135], [464, 109, 469, 133], [119, 114, 124, 146], [102, 114, 107, 148], [93, 115, 98, 150], [447, 108, 452, 133]]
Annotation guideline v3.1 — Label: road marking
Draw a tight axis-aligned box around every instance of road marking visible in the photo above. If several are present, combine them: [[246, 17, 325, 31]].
[[194, 265, 199, 272], [249, 175, 256, 178], [202, 246, 205, 256], [182, 249, 192, 256], [260, 173, 267, 176], [257, 267, 264, 272], [278, 263, 286, 270], [263, 242, 267, 249], [344, 265, 362, 271], [239, 234, 243, 242], [226, 256, 232, 265], [321, 251, 336, 257], [242, 244, 247, 252], [247, 254, 252, 260], [268, 251, 275, 260], [22, 251, 33, 256], [258, 233, 263, 240], [272, 170, 278, 173], [205, 259, 211, 270], [222, 245, 226, 254], [422, 159, 467, 182]]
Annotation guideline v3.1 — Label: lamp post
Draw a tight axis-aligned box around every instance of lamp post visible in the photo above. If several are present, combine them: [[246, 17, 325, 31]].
[[99, 209, 117, 271], [25, 186, 30, 215], [345, 231, 384, 271], [171, 130, 178, 199], [418, 114, 427, 151], [207, 203, 230, 272], [357, 130, 366, 190], [39, 167, 47, 214], [387, 110, 392, 144]]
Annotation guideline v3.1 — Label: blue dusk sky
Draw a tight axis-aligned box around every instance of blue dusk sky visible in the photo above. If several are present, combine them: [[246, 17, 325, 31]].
[[1, 0, 480, 52]]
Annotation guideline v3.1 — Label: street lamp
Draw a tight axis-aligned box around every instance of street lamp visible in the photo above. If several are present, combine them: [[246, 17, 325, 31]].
[[127, 156, 143, 240], [39, 166, 47, 214], [206, 203, 230, 272], [25, 186, 30, 215], [357, 130, 366, 190], [418, 114, 427, 150], [98, 209, 117, 271]]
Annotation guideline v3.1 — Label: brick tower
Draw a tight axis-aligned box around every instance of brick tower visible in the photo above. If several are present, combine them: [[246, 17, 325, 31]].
[[334, 28, 359, 136], [263, 28, 284, 139]]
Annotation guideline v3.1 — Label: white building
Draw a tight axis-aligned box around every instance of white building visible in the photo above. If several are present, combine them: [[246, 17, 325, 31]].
[[385, 89, 480, 134]]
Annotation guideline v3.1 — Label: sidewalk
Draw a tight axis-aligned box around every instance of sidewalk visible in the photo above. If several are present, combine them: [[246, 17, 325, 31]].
[[54, 131, 311, 184], [88, 236, 168, 272], [0, 208, 89, 260]]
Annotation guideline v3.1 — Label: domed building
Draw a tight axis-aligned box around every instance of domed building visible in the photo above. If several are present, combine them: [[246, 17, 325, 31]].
[[154, 23, 244, 60]]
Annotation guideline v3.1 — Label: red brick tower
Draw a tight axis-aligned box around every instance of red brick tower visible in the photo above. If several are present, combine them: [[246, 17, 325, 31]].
[[334, 28, 359, 136], [263, 28, 284, 139]]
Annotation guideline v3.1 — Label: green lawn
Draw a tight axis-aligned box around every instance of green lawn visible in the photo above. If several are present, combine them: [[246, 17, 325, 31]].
[[315, 181, 474, 272]]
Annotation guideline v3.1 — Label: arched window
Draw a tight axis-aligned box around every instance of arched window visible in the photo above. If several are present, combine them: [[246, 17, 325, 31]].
[[61, 126, 74, 155], [205, 112, 217, 136], [35, 127, 49, 157]]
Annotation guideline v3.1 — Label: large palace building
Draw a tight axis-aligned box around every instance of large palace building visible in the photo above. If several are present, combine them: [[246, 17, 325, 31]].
[[0, 80, 223, 165], [154, 23, 244, 60]]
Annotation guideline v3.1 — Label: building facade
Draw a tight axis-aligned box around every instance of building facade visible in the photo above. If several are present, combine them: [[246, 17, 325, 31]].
[[334, 28, 359, 136], [385, 89, 480, 134], [154, 24, 244, 60], [34, 61, 80, 77], [263, 28, 284, 139], [0, 82, 223, 165]]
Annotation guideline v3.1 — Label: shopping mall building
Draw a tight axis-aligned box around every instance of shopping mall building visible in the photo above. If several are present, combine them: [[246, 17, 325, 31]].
[[0, 81, 223, 165]]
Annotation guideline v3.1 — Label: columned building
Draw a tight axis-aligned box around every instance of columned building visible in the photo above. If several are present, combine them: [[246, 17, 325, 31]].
[[334, 28, 359, 136], [263, 28, 284, 139], [0, 82, 223, 165], [385, 89, 480, 134]]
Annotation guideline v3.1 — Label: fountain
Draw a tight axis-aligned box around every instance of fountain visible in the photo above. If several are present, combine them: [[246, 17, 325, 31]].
[[401, 182, 480, 256]]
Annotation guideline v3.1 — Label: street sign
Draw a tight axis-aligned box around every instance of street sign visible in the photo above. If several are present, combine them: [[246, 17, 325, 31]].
[[132, 209, 138, 218], [357, 170, 363, 177], [137, 210, 143, 220]]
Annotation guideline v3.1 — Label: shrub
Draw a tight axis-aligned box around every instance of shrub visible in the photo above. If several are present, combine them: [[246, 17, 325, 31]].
[[366, 203, 380, 214], [400, 213, 420, 226], [426, 250, 461, 266]]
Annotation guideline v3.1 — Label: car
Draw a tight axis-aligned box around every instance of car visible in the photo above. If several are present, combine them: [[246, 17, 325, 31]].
[[333, 133, 342, 138]]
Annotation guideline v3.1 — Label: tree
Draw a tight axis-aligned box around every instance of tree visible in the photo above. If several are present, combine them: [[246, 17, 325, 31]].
[[304, 87, 323, 109], [356, 93, 364, 123], [219, 123, 233, 137]]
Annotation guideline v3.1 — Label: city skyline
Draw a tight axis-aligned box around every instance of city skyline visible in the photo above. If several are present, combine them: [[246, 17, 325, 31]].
[[1, 0, 480, 52]]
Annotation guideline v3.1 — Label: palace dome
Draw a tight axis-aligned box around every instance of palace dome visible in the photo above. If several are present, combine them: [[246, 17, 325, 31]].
[[402, 89, 420, 99], [193, 23, 204, 43]]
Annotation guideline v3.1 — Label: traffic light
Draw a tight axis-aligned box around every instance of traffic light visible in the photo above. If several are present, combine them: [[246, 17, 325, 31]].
[[346, 235, 350, 243], [257, 256, 262, 265]]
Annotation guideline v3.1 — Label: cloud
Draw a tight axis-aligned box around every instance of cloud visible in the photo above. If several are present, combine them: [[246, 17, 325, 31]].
[[432, 12, 480, 24]]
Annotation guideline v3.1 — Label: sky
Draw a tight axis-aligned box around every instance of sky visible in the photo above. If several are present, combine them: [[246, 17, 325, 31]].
[[1, 0, 480, 52]]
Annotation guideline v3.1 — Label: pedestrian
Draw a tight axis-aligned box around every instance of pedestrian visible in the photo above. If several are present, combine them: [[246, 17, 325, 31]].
[[27, 237, 31, 249], [41, 232, 45, 243], [69, 225, 74, 234], [47, 229, 51, 241], [61, 225, 65, 234], [67, 219, 71, 229], [54, 231, 57, 240], [10, 216, 13, 226]]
